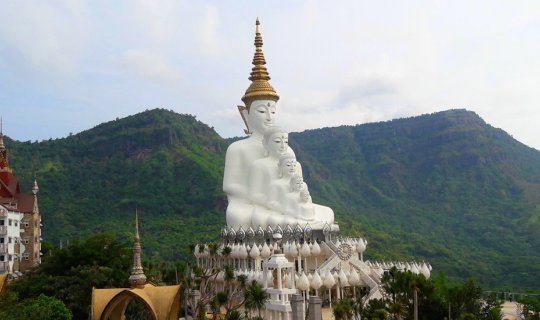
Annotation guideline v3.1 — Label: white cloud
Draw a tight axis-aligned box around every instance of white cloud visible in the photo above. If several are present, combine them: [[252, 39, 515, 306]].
[[117, 49, 179, 82], [1, 1, 540, 150], [196, 5, 221, 56], [0, 1, 88, 76], [128, 0, 185, 45]]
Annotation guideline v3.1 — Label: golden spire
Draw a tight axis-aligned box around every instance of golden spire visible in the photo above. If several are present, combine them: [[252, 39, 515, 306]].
[[128, 210, 147, 288], [241, 18, 279, 109]]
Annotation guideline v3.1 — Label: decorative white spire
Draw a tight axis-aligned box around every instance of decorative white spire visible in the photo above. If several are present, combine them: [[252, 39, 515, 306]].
[[32, 175, 39, 195], [128, 210, 147, 288]]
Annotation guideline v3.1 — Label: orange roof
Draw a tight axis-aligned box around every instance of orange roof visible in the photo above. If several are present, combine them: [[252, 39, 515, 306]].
[[0, 174, 36, 214]]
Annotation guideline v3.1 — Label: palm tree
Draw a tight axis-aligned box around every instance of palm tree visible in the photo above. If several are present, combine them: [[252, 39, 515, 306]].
[[350, 293, 365, 320], [208, 242, 219, 269], [225, 310, 242, 320], [211, 291, 229, 320], [222, 246, 232, 267], [333, 298, 354, 320], [244, 280, 269, 319]]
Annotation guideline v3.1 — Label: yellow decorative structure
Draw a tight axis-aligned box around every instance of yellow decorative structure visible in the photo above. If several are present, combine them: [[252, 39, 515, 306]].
[[91, 284, 181, 320], [91, 213, 181, 320], [241, 18, 280, 110], [0, 274, 7, 297]]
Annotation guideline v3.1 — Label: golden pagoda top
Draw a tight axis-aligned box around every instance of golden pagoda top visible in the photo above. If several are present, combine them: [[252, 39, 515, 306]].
[[241, 18, 279, 109]]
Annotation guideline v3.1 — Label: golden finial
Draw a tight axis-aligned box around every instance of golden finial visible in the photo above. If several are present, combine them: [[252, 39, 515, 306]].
[[128, 209, 147, 288], [241, 18, 279, 109], [256, 17, 261, 33]]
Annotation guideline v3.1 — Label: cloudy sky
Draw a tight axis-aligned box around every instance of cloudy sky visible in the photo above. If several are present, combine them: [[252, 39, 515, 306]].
[[1, 1, 539, 150]]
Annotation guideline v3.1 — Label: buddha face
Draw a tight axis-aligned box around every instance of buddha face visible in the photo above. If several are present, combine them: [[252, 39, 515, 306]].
[[247, 100, 276, 135], [266, 131, 288, 157], [290, 175, 304, 192], [279, 158, 297, 178]]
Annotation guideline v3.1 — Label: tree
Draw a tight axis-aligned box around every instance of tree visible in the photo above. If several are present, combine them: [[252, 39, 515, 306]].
[[519, 291, 540, 320], [244, 280, 269, 319], [333, 298, 354, 320], [5, 233, 131, 320], [361, 298, 388, 320], [22, 294, 73, 320], [0, 293, 73, 320], [183, 246, 253, 320], [360, 268, 498, 320], [225, 310, 242, 320]]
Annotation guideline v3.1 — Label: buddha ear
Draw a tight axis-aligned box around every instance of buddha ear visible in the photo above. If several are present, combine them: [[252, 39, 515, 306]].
[[238, 105, 251, 134]]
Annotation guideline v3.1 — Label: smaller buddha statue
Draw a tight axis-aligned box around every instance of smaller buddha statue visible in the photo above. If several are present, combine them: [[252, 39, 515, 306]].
[[285, 175, 308, 218], [267, 154, 298, 213], [248, 126, 290, 206], [298, 188, 315, 221]]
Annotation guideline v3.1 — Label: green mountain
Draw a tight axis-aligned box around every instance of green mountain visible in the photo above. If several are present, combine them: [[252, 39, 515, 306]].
[[5, 108, 540, 290]]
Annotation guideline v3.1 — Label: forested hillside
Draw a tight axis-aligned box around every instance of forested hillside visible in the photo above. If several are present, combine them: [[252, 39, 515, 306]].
[[5, 108, 540, 290]]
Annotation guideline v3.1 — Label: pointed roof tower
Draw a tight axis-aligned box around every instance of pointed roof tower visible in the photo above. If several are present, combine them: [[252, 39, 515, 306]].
[[241, 18, 280, 109], [0, 117, 4, 148], [128, 210, 147, 288], [0, 118, 11, 174], [32, 177, 39, 195]]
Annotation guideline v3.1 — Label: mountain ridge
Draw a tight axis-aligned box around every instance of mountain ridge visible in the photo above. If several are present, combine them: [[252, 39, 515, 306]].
[[4, 108, 540, 290]]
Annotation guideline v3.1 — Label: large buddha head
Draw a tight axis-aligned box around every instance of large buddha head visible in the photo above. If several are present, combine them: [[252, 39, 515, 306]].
[[242, 100, 276, 136], [239, 18, 279, 136]]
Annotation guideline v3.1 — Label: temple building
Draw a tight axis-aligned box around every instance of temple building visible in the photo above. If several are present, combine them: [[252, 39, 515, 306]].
[[0, 127, 42, 276]]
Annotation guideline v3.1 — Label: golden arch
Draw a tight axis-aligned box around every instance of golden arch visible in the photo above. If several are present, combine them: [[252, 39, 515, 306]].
[[101, 289, 158, 320], [91, 284, 181, 320]]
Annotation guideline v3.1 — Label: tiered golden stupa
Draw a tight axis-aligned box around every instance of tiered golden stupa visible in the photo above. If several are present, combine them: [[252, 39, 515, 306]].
[[91, 213, 181, 320], [241, 17, 280, 109]]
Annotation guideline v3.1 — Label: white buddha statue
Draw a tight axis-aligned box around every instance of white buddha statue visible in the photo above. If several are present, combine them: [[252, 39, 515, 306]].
[[223, 18, 282, 228], [223, 18, 335, 230], [223, 100, 277, 228], [251, 127, 299, 228], [285, 175, 308, 218], [298, 188, 315, 221], [248, 126, 290, 206], [285, 175, 333, 227], [267, 154, 298, 213]]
